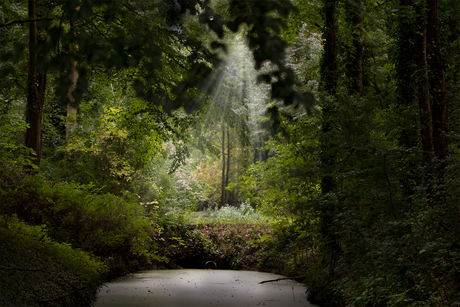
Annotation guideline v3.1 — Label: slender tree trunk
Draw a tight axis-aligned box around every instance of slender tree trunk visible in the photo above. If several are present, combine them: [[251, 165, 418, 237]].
[[426, 0, 447, 168], [320, 0, 340, 276], [26, 0, 47, 166], [423, 0, 447, 207], [225, 125, 231, 205], [66, 60, 78, 137], [396, 0, 418, 149], [321, 0, 338, 95], [345, 0, 364, 94], [445, 0, 460, 154], [66, 19, 79, 138], [443, 0, 460, 248], [415, 3, 434, 166], [397, 0, 415, 108], [221, 123, 226, 208], [394, 0, 420, 203]]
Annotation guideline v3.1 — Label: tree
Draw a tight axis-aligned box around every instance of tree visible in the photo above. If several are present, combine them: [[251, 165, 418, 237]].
[[399, 0, 448, 200], [25, 0, 47, 166], [426, 0, 447, 174], [319, 0, 340, 276], [344, 0, 364, 94], [6, 0, 304, 167]]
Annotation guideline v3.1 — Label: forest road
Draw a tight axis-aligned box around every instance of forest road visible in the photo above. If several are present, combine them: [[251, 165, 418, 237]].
[[94, 269, 318, 307]]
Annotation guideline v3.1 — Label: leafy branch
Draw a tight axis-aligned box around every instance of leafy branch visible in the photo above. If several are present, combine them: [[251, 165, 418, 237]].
[[0, 18, 53, 29]]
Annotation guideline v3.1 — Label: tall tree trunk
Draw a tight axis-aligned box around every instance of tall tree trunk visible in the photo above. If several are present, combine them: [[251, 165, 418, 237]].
[[394, 0, 420, 202], [225, 125, 231, 205], [321, 0, 338, 95], [415, 2, 434, 166], [320, 0, 340, 276], [397, 0, 417, 149], [221, 123, 226, 208], [66, 20, 79, 138], [345, 0, 364, 94], [26, 0, 47, 166], [445, 1, 459, 108], [397, 0, 416, 108], [424, 0, 447, 207], [445, 0, 460, 156], [66, 61, 78, 138], [426, 0, 447, 168]]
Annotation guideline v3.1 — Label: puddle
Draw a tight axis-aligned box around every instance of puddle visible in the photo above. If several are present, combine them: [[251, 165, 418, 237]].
[[94, 269, 317, 307]]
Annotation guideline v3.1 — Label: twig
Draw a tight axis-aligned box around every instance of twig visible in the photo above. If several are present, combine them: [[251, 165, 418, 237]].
[[381, 262, 426, 267], [259, 276, 302, 284], [38, 287, 86, 303], [158, 46, 189, 71], [89, 16, 109, 41]]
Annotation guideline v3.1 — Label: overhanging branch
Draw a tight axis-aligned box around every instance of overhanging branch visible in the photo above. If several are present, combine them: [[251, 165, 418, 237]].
[[0, 18, 53, 29]]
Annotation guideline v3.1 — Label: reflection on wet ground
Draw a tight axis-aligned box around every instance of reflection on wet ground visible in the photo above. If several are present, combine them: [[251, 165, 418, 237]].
[[95, 269, 317, 307]]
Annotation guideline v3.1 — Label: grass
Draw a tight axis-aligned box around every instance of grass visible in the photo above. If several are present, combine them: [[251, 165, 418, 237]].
[[185, 202, 274, 224]]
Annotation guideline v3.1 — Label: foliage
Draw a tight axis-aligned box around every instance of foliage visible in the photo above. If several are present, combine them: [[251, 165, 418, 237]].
[[0, 174, 166, 277], [256, 221, 320, 280], [1, 0, 460, 306], [0, 117, 35, 171], [188, 201, 274, 224], [42, 78, 162, 190], [0, 215, 106, 307], [233, 1, 460, 305], [124, 143, 217, 215], [238, 114, 319, 218], [155, 214, 273, 271], [196, 222, 273, 270]]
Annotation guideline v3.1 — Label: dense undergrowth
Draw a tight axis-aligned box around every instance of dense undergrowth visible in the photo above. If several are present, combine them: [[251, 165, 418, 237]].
[[4, 165, 459, 307], [6, 139, 458, 307], [157, 221, 273, 270], [0, 168, 160, 306], [1, 174, 165, 277], [0, 170, 280, 306], [0, 216, 105, 307]]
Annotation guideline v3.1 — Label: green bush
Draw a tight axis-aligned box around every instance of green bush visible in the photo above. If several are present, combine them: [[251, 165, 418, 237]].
[[0, 117, 35, 170], [0, 215, 106, 307], [1, 174, 166, 276]]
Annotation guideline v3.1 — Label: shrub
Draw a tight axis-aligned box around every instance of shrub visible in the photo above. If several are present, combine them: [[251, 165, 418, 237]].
[[154, 213, 272, 271], [0, 215, 106, 307], [0, 174, 165, 276]]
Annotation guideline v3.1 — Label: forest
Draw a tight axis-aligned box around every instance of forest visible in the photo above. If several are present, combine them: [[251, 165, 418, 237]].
[[0, 0, 459, 306]]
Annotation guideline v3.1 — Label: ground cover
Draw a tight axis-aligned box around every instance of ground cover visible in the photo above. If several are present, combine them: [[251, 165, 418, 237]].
[[0, 173, 283, 306], [0, 216, 106, 307]]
